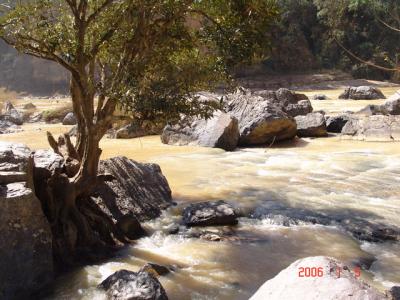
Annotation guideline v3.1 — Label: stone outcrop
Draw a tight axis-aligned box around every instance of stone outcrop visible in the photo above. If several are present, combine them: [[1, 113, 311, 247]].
[[161, 111, 239, 151], [2, 101, 23, 125], [182, 200, 239, 227], [62, 112, 77, 125], [339, 86, 385, 100], [225, 89, 297, 146], [95, 156, 173, 222], [326, 114, 352, 133], [99, 269, 168, 300], [250, 256, 386, 300], [295, 112, 327, 137], [0, 142, 53, 300], [341, 115, 400, 141]]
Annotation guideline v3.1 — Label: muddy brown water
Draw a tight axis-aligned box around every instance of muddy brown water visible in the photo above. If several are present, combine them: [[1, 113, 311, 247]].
[[1, 87, 399, 299]]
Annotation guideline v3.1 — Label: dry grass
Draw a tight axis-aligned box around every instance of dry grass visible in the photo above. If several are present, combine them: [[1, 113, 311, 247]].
[[42, 103, 73, 123]]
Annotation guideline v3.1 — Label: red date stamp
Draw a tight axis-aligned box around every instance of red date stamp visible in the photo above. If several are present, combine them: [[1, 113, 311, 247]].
[[298, 266, 361, 278]]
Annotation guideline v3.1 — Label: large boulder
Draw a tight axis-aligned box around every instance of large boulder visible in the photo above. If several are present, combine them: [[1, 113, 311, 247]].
[[94, 156, 173, 222], [339, 86, 385, 100], [161, 111, 239, 151], [0, 142, 53, 299], [225, 89, 297, 146], [2, 101, 23, 125], [250, 256, 386, 300], [62, 112, 77, 125], [99, 270, 168, 300], [182, 200, 238, 227], [0, 117, 21, 134], [382, 91, 400, 115], [295, 112, 327, 137], [341, 115, 400, 141], [326, 114, 352, 133]]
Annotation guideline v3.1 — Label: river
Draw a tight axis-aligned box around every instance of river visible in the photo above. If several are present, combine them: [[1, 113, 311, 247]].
[[1, 87, 399, 299]]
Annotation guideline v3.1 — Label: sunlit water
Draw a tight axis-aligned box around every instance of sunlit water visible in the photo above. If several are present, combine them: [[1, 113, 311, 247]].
[[1, 87, 399, 299]]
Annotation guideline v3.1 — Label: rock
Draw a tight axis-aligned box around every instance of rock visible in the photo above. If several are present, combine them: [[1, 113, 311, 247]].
[[272, 88, 313, 116], [312, 94, 328, 100], [2, 101, 23, 125], [23, 103, 37, 110], [99, 270, 168, 300], [339, 86, 385, 100], [356, 104, 385, 116], [94, 156, 172, 221], [68, 125, 77, 137], [0, 118, 21, 134], [116, 214, 147, 240], [326, 114, 352, 133], [382, 91, 400, 115], [33, 149, 64, 180], [161, 111, 239, 151], [116, 123, 148, 139], [341, 115, 400, 141], [225, 89, 297, 146], [140, 263, 171, 277], [182, 200, 238, 227], [0, 142, 53, 299], [62, 112, 77, 125], [295, 113, 327, 137], [250, 256, 386, 300], [28, 112, 43, 123], [388, 286, 400, 300]]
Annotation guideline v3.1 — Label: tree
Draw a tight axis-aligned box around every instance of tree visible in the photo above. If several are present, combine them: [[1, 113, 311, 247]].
[[0, 0, 278, 268]]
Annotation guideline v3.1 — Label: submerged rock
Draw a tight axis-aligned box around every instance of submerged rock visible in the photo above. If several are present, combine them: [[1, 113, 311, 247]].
[[225, 89, 297, 146], [339, 86, 385, 100], [341, 115, 400, 141], [99, 270, 168, 300], [0, 142, 53, 299], [250, 256, 386, 300], [295, 112, 327, 137], [95, 156, 173, 222], [312, 94, 328, 100], [182, 200, 238, 227], [62, 112, 77, 125], [116, 214, 147, 240], [161, 111, 239, 151], [140, 263, 171, 277], [326, 114, 352, 133]]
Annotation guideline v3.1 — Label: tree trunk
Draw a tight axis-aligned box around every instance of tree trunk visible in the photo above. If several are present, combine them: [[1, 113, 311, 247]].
[[35, 78, 128, 271]]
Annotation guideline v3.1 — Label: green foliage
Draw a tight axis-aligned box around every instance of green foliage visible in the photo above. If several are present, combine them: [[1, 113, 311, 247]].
[[0, 0, 279, 124]]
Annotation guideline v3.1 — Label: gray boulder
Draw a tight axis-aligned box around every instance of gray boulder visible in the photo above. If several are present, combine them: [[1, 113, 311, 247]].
[[250, 256, 386, 300], [161, 111, 239, 151], [326, 114, 352, 133], [225, 89, 297, 146], [388, 286, 400, 300], [382, 91, 400, 115], [0, 142, 53, 299], [95, 156, 173, 222], [295, 113, 327, 137], [182, 200, 238, 227], [0, 118, 21, 134], [356, 104, 386, 116], [2, 101, 23, 125], [23, 103, 37, 110], [339, 86, 385, 100], [116, 123, 148, 139], [62, 112, 77, 125], [99, 270, 168, 300], [341, 115, 400, 141], [268, 88, 313, 116]]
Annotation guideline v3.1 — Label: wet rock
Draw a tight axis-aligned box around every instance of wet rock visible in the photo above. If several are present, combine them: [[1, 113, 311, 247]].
[[161, 111, 239, 151], [116, 214, 147, 240], [388, 286, 400, 300], [225, 89, 297, 146], [339, 86, 385, 100], [182, 200, 238, 227], [326, 114, 352, 133], [382, 91, 400, 115], [312, 94, 328, 100], [62, 112, 77, 125], [99, 270, 168, 300], [341, 115, 400, 141], [140, 263, 171, 276], [0, 142, 53, 299], [251, 256, 386, 300], [95, 156, 172, 222], [295, 112, 327, 137], [23, 103, 37, 110]]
